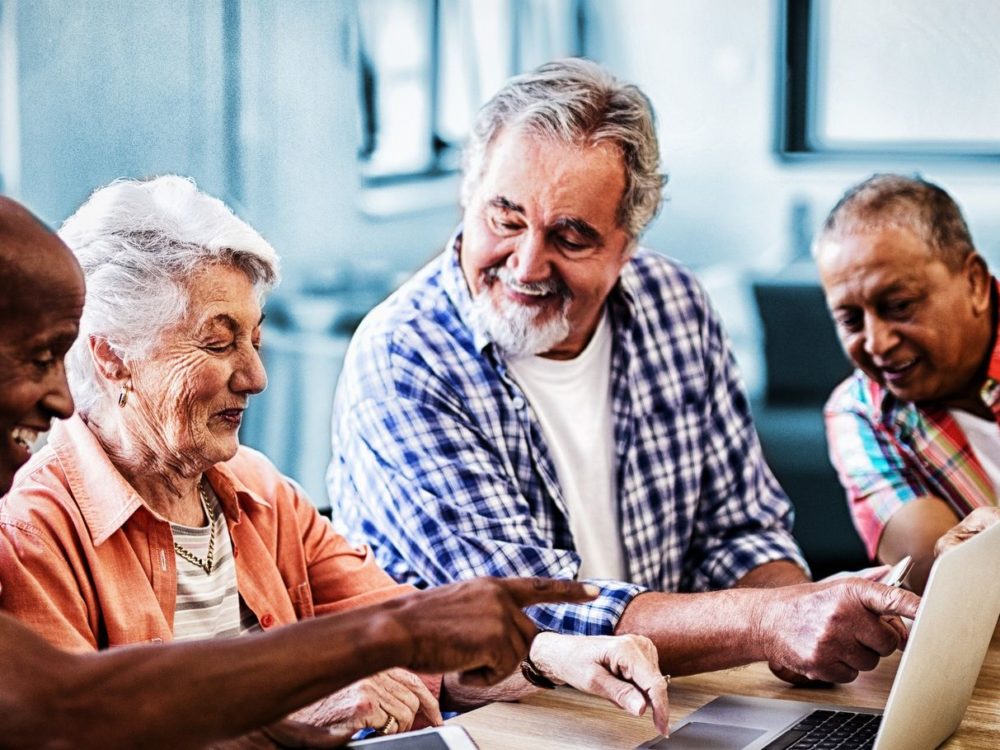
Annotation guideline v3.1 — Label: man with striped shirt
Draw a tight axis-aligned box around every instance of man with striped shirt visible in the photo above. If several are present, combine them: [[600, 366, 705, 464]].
[[818, 174, 1000, 593]]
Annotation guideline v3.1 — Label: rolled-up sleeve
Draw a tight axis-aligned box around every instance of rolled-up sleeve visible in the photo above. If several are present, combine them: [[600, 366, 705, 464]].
[[824, 385, 925, 559]]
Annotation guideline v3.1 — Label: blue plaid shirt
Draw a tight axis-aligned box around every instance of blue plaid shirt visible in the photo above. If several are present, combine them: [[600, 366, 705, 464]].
[[328, 234, 806, 636]]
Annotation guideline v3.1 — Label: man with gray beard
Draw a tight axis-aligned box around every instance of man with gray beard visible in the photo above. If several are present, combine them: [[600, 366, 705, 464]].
[[0, 194, 610, 748], [329, 58, 918, 686]]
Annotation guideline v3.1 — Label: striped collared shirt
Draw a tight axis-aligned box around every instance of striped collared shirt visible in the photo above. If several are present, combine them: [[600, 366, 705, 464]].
[[825, 298, 1000, 558]]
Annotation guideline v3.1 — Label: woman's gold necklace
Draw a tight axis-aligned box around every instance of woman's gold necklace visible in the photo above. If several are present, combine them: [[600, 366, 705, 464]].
[[172, 482, 217, 575]]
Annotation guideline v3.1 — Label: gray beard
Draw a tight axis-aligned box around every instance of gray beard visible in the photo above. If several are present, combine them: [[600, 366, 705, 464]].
[[468, 288, 571, 358]]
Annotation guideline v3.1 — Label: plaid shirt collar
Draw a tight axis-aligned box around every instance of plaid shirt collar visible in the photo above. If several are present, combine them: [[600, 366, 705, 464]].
[[440, 227, 492, 355]]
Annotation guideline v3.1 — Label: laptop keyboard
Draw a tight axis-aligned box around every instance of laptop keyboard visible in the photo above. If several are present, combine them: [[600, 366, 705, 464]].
[[762, 709, 882, 749]]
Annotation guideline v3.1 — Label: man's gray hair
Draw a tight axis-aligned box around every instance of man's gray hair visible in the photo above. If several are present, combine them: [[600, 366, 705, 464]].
[[815, 174, 975, 270], [461, 58, 666, 239], [59, 175, 280, 414]]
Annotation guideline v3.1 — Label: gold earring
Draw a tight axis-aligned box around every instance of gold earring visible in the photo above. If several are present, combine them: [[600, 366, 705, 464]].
[[118, 379, 132, 408]]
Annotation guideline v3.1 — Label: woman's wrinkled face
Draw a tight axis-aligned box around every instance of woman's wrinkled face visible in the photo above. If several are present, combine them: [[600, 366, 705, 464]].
[[126, 264, 266, 473]]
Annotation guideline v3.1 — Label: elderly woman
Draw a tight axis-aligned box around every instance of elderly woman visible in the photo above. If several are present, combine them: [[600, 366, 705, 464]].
[[0, 176, 668, 737]]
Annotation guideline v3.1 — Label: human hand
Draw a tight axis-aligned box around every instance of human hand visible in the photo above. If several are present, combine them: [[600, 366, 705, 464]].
[[769, 566, 904, 688], [208, 720, 352, 749], [758, 579, 919, 683], [262, 719, 354, 748], [289, 668, 442, 735], [527, 632, 669, 736], [385, 577, 598, 686], [819, 564, 891, 584], [766, 662, 834, 688], [934, 507, 1000, 558]]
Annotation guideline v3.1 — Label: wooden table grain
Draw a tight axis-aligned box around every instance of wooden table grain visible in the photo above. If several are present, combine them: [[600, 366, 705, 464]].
[[450, 625, 1000, 749]]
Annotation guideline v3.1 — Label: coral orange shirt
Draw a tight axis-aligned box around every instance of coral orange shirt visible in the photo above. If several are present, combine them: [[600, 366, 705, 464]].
[[0, 414, 418, 652]]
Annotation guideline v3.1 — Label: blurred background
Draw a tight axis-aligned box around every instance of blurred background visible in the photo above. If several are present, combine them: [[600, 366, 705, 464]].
[[4, 0, 998, 576]]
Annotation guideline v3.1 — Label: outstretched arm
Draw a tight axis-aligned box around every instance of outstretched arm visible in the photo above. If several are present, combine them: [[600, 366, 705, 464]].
[[0, 577, 595, 749], [615, 578, 919, 682]]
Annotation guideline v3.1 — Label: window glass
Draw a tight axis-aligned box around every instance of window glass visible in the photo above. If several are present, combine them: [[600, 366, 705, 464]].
[[784, 0, 1000, 156]]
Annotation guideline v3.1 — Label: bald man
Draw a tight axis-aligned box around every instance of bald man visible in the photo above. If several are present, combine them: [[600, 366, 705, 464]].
[[0, 196, 594, 748]]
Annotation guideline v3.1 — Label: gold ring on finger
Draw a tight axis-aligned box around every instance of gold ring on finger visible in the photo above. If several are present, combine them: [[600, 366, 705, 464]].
[[378, 713, 398, 734]]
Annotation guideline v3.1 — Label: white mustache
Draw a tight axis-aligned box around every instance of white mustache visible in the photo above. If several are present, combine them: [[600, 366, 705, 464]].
[[483, 266, 570, 299]]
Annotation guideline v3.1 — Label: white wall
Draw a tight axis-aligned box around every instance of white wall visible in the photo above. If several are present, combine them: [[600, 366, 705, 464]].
[[14, 0, 996, 287], [585, 0, 1000, 272], [573, 0, 999, 386]]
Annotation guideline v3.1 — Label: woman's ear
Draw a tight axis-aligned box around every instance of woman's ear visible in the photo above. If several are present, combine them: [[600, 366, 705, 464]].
[[89, 336, 130, 382]]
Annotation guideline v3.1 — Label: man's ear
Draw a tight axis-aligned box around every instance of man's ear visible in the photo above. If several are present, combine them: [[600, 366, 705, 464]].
[[88, 336, 130, 382], [965, 253, 992, 316]]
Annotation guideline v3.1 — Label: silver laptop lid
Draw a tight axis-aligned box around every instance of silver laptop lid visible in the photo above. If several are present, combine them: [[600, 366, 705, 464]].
[[875, 518, 1000, 749]]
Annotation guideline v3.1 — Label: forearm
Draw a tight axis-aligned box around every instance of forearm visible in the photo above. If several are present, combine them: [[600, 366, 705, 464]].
[[877, 496, 959, 593], [440, 671, 536, 711], [614, 589, 773, 674], [1, 605, 408, 749], [734, 559, 811, 588]]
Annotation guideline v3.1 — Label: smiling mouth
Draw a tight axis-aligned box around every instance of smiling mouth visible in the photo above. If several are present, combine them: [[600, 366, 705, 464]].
[[9, 426, 42, 458], [483, 266, 569, 306], [505, 279, 552, 297], [879, 358, 919, 383]]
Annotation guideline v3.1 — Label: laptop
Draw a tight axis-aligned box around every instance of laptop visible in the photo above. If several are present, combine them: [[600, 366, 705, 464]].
[[640, 519, 1000, 750]]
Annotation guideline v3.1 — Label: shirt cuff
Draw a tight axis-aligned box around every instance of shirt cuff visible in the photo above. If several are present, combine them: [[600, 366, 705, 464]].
[[524, 580, 646, 636], [695, 530, 811, 590]]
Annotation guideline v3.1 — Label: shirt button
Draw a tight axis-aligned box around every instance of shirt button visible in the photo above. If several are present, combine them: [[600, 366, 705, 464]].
[[512, 396, 525, 409], [260, 613, 275, 628]]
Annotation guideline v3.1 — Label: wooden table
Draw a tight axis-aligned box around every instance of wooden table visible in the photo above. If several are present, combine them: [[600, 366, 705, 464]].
[[451, 625, 1000, 749]]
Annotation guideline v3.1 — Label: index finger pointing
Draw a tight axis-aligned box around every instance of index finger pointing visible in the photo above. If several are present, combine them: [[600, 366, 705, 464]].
[[391, 670, 444, 726], [502, 578, 600, 608]]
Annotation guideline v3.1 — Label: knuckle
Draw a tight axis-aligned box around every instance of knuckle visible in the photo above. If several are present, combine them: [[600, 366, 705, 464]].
[[621, 633, 643, 650], [353, 695, 376, 715], [577, 666, 601, 693], [612, 684, 636, 707]]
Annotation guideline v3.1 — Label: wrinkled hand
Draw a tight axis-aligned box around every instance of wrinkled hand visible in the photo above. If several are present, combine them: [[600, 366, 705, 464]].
[[208, 720, 353, 749], [769, 566, 895, 687], [935, 507, 1000, 558], [759, 579, 919, 683], [387, 577, 598, 686], [262, 719, 354, 748], [767, 662, 834, 688], [289, 668, 441, 734], [528, 632, 669, 736]]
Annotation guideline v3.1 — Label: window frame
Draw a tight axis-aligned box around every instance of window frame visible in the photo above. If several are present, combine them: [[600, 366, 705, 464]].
[[777, 0, 1000, 163]]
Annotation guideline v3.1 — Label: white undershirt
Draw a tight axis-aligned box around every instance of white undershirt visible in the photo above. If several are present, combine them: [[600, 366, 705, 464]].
[[507, 311, 625, 580], [950, 409, 1000, 500]]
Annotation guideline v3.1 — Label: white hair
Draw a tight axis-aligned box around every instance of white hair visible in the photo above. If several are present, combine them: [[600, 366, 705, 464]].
[[461, 58, 666, 240], [467, 265, 572, 357], [59, 175, 280, 415], [468, 288, 571, 358]]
